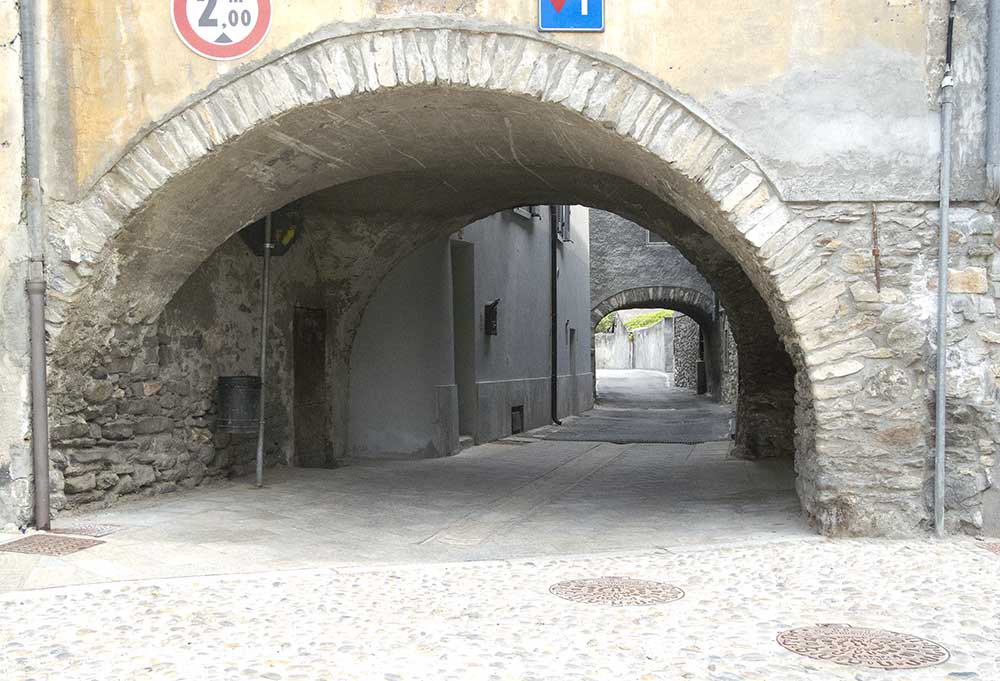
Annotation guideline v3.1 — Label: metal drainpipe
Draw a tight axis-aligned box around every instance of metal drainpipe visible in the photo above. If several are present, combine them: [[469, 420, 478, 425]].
[[550, 206, 561, 426], [934, 0, 957, 537], [20, 1, 50, 530], [255, 215, 273, 488], [987, 0, 1000, 205]]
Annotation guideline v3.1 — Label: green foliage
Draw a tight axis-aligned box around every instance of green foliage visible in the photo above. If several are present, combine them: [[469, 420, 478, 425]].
[[595, 312, 616, 333], [595, 309, 674, 334], [623, 309, 674, 331]]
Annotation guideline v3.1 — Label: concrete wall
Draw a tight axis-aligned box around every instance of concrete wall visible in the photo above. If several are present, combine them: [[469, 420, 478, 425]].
[[633, 319, 673, 373], [597, 315, 675, 374], [595, 322, 630, 370], [349, 240, 458, 459]]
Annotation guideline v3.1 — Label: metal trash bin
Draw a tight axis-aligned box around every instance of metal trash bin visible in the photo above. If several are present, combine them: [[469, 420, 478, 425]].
[[217, 376, 261, 434]]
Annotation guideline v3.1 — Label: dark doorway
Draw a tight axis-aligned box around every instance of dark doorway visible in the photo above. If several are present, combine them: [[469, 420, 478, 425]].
[[294, 307, 330, 467]]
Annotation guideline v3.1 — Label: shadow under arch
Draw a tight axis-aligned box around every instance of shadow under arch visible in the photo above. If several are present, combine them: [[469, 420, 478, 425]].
[[44, 26, 821, 528]]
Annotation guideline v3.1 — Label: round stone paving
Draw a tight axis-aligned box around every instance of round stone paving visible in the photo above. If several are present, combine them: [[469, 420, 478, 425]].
[[776, 624, 950, 670], [549, 576, 684, 606]]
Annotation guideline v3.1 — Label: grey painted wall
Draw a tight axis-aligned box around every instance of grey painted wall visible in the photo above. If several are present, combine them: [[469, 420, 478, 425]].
[[349, 239, 458, 460], [349, 207, 594, 456]]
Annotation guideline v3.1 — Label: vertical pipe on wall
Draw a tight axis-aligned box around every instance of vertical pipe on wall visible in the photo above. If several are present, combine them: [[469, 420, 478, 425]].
[[255, 215, 273, 488], [20, 0, 50, 530], [550, 206, 561, 425], [987, 0, 1000, 204], [934, 0, 957, 537]]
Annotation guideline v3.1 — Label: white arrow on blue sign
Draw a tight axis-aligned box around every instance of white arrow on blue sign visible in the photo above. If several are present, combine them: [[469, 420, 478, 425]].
[[538, 0, 605, 32]]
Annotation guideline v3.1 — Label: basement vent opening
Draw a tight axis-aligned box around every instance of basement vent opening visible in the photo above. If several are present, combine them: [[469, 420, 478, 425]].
[[511, 405, 525, 434]]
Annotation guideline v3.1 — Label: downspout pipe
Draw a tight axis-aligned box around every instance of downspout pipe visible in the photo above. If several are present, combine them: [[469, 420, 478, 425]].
[[20, 1, 50, 530], [550, 206, 561, 426], [934, 0, 957, 538], [255, 215, 273, 488], [987, 0, 1000, 205]]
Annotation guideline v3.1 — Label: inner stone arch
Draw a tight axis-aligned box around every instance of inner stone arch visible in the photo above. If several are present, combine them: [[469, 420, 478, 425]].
[[43, 28, 817, 528]]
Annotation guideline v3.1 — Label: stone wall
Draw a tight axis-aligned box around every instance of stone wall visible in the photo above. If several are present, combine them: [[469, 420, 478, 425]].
[[721, 317, 739, 406], [673, 315, 699, 390], [47, 212, 329, 511]]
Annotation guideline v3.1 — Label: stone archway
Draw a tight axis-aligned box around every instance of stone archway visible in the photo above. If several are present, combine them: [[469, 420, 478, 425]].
[[591, 286, 715, 331], [40, 26, 901, 535], [590, 286, 727, 402]]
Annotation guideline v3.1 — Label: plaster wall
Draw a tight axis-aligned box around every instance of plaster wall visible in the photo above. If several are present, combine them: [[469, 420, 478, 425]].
[[349, 239, 458, 459], [34, 2, 990, 204], [0, 0, 29, 528]]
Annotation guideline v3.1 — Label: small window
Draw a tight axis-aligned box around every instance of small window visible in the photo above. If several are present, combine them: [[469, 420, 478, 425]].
[[647, 229, 669, 244]]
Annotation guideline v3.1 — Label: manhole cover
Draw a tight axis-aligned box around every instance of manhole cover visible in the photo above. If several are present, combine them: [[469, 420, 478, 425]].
[[776, 624, 950, 669], [0, 534, 104, 556], [549, 577, 684, 606], [50, 524, 122, 538]]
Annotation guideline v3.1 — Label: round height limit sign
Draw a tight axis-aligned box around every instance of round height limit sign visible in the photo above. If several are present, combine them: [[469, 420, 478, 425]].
[[172, 0, 272, 60]]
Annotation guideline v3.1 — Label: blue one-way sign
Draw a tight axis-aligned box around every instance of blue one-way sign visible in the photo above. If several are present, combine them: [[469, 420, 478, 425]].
[[538, 0, 605, 32]]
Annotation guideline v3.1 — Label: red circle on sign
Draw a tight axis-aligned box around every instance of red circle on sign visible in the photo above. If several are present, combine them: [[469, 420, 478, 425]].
[[172, 0, 272, 61]]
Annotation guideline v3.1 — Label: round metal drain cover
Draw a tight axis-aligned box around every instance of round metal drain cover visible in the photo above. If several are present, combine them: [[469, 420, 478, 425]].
[[776, 624, 950, 669], [549, 577, 684, 606]]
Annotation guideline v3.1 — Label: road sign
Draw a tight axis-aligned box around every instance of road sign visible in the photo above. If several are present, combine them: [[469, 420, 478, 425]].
[[539, 0, 604, 32], [172, 0, 272, 60]]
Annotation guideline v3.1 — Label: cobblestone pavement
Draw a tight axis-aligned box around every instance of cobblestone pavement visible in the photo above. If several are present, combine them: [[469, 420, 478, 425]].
[[2, 538, 998, 680]]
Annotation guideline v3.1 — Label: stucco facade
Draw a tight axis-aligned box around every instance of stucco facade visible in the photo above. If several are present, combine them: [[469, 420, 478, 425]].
[[0, 3, 996, 537]]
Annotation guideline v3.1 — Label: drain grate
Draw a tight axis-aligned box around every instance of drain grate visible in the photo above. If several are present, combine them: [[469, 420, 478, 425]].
[[0, 534, 104, 556], [495, 438, 534, 446], [49, 523, 123, 538], [776, 624, 950, 670], [550, 576, 684, 606]]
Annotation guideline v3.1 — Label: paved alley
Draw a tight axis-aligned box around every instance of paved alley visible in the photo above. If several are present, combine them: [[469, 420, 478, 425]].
[[537, 369, 734, 443]]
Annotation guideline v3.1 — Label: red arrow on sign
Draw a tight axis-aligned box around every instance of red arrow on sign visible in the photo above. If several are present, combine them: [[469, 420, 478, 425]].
[[549, 0, 568, 12]]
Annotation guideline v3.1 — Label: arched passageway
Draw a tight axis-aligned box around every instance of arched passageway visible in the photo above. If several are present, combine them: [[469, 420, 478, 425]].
[[43, 27, 887, 534]]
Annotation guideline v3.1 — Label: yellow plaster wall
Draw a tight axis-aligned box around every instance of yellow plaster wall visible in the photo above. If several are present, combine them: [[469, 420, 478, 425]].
[[52, 0, 930, 196]]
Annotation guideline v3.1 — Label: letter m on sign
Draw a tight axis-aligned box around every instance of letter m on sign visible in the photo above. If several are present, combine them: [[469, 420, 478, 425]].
[[538, 0, 604, 32]]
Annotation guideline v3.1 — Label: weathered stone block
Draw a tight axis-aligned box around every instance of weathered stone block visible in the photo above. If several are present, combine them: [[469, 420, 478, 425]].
[[96, 471, 119, 490], [927, 267, 989, 294], [64, 472, 96, 494], [51, 422, 90, 442], [132, 465, 156, 488], [134, 417, 173, 435], [101, 421, 134, 441], [83, 381, 114, 404]]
